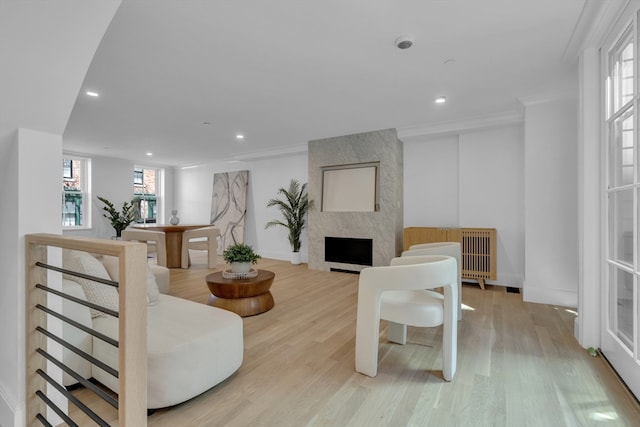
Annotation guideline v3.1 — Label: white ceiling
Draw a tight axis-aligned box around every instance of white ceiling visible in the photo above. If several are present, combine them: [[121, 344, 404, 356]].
[[63, 0, 587, 167]]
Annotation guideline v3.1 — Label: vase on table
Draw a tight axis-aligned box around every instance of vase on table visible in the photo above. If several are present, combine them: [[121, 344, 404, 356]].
[[169, 210, 180, 225]]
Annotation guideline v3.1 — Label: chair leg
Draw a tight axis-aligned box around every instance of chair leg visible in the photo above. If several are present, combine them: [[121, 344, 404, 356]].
[[442, 284, 458, 381], [442, 323, 456, 381], [181, 240, 190, 269], [387, 322, 407, 345], [355, 297, 381, 377], [207, 241, 217, 268]]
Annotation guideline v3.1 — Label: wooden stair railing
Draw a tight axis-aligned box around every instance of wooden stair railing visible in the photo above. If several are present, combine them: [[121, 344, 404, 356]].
[[25, 234, 148, 426]]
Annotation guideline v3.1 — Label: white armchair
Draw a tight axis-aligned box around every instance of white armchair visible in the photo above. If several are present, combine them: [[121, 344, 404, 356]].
[[403, 242, 462, 319], [121, 229, 167, 267], [181, 226, 220, 269], [355, 255, 458, 380]]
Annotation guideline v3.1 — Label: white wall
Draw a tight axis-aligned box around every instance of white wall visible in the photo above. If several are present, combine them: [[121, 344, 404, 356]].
[[174, 164, 220, 225], [174, 153, 309, 261], [176, 125, 529, 289], [0, 131, 22, 427], [0, 130, 63, 427], [403, 125, 525, 288], [524, 97, 579, 307], [0, 2, 120, 425], [404, 135, 459, 227], [459, 126, 525, 288], [253, 155, 310, 260]]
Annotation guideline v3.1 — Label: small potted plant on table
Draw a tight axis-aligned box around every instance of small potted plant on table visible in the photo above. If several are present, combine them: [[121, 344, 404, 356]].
[[222, 243, 261, 273], [97, 196, 137, 238]]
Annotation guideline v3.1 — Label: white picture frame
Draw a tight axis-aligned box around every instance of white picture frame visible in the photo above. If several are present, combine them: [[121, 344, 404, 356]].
[[321, 163, 378, 212]]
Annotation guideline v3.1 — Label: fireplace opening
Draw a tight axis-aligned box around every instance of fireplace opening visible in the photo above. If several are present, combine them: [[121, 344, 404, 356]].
[[325, 237, 373, 267]]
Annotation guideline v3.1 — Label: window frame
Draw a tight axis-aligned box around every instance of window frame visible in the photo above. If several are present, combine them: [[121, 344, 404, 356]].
[[62, 155, 91, 229], [134, 167, 144, 186], [63, 159, 73, 179], [133, 164, 163, 224]]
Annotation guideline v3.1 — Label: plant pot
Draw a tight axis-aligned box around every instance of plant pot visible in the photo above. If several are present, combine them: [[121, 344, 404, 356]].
[[291, 251, 301, 265], [230, 262, 251, 273]]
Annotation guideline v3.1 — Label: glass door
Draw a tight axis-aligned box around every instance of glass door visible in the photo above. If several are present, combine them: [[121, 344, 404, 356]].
[[602, 7, 640, 399]]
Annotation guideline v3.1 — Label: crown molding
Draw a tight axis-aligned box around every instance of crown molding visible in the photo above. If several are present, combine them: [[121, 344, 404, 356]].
[[397, 111, 524, 142], [564, 0, 629, 61], [517, 83, 579, 108], [229, 143, 308, 162], [176, 143, 308, 168]]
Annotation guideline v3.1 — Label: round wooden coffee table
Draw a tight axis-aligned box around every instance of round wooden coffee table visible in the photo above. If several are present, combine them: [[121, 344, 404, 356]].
[[205, 270, 275, 317]]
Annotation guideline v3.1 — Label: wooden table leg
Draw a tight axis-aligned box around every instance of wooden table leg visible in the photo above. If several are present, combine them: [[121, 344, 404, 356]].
[[164, 231, 182, 268]]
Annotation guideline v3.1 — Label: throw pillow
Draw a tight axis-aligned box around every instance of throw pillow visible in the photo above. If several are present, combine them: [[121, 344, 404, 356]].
[[103, 255, 160, 305], [146, 267, 160, 305], [101, 255, 119, 283], [63, 250, 118, 318]]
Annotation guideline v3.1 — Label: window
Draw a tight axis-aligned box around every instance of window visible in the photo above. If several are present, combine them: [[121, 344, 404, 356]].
[[63, 159, 73, 179], [606, 25, 636, 350], [133, 166, 161, 223], [134, 167, 144, 186], [599, 0, 640, 402], [609, 29, 635, 116], [62, 156, 90, 228]]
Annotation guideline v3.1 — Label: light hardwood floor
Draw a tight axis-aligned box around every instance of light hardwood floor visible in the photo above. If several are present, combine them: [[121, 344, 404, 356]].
[[71, 252, 640, 426]]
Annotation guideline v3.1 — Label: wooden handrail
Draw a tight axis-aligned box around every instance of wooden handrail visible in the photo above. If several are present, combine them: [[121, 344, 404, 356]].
[[25, 234, 148, 426]]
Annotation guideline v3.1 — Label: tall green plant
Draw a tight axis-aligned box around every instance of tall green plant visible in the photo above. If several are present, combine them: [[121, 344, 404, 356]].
[[265, 179, 313, 252], [97, 196, 137, 237]]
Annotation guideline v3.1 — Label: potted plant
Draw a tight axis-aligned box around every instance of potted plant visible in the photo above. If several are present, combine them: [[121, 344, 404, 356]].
[[97, 196, 137, 238], [265, 179, 314, 264], [222, 243, 261, 273]]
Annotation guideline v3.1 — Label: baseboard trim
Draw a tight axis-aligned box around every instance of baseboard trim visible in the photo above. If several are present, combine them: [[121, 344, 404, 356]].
[[523, 286, 577, 307], [0, 385, 20, 427]]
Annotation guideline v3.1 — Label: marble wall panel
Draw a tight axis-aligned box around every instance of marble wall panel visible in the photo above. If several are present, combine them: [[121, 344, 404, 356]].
[[308, 129, 403, 271]]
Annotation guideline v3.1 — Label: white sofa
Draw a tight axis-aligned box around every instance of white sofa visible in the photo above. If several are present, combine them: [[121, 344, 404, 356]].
[[61, 250, 243, 409]]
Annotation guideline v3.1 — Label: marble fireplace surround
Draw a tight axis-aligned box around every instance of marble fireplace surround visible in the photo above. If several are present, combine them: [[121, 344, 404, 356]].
[[308, 128, 403, 272]]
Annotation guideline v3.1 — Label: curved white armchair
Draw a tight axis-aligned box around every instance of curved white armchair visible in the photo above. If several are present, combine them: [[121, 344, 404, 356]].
[[181, 226, 220, 269], [355, 255, 458, 380], [121, 229, 167, 267], [403, 242, 462, 320]]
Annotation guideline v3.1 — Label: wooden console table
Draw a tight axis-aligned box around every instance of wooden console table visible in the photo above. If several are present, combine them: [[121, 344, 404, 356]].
[[403, 227, 497, 289], [205, 270, 275, 317]]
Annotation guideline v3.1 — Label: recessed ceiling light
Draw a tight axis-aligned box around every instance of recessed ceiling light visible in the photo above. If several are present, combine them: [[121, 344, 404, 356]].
[[236, 134, 244, 140], [435, 96, 447, 104], [395, 35, 414, 49], [146, 152, 153, 156], [86, 91, 99, 97]]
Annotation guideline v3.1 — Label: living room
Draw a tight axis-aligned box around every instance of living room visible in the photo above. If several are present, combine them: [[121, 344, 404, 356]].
[[2, 1, 639, 426]]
